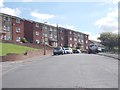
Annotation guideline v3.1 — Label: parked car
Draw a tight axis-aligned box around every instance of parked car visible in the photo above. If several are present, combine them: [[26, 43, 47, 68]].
[[53, 47, 64, 55], [62, 47, 67, 54], [73, 49, 81, 53], [88, 44, 98, 54], [64, 48, 73, 54], [98, 46, 102, 52]]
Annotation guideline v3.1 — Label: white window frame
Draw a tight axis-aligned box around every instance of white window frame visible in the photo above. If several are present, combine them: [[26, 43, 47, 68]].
[[35, 23, 39, 27], [6, 26, 10, 31], [3, 26, 10, 32], [36, 31, 39, 36], [16, 18, 20, 24], [54, 35, 57, 39], [70, 37, 72, 41], [70, 44, 72, 47], [16, 37, 21, 42], [61, 37, 63, 40], [81, 40, 84, 43], [16, 28, 21, 33], [74, 38, 77, 41], [49, 28, 53, 31], [3, 26, 6, 31], [36, 40, 40, 44], [49, 34, 53, 38], [4, 16, 10, 21]]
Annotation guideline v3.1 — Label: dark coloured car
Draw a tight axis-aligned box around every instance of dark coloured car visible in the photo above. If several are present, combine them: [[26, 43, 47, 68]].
[[53, 47, 64, 55]]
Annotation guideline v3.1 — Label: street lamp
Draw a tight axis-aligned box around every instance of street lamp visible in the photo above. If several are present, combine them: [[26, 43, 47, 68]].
[[43, 22, 47, 55]]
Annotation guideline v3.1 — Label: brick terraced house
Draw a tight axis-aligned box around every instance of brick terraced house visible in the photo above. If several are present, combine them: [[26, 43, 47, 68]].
[[0, 13, 89, 50]]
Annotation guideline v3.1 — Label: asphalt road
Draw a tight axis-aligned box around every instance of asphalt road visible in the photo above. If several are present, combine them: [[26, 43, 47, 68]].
[[2, 54, 118, 88]]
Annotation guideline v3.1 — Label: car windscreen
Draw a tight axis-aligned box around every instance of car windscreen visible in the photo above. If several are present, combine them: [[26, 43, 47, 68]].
[[54, 47, 61, 50]]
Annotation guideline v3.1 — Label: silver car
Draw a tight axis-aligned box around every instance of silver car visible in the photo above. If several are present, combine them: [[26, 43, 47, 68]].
[[53, 47, 64, 55]]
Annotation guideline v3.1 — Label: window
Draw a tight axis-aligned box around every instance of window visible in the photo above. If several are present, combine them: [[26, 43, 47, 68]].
[[36, 31, 39, 36], [16, 37, 21, 42], [49, 34, 53, 38], [61, 37, 63, 40], [86, 46, 88, 49], [61, 30, 63, 33], [70, 44, 72, 47], [44, 34, 47, 37], [3, 26, 10, 31], [44, 26, 47, 30], [16, 28, 20, 33], [6, 26, 10, 31], [70, 37, 72, 41], [3, 26, 6, 31], [16, 18, 20, 23], [36, 40, 40, 44], [74, 44, 76, 47], [54, 29, 57, 32], [69, 31, 72, 34], [74, 38, 77, 41], [54, 35, 57, 39], [4, 35, 11, 40], [35, 23, 39, 27], [49, 28, 52, 31], [81, 40, 84, 43], [4, 16, 10, 21]]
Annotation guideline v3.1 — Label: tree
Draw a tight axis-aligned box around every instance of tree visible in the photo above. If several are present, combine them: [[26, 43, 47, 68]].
[[98, 32, 118, 50]]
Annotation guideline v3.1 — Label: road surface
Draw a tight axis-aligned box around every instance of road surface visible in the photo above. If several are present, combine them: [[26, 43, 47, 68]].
[[2, 54, 118, 88]]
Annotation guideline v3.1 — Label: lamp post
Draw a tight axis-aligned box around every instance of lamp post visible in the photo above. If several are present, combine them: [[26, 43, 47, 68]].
[[43, 22, 47, 55]]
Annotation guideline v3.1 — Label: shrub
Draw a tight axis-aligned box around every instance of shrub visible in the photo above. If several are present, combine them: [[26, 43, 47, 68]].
[[21, 38, 28, 43]]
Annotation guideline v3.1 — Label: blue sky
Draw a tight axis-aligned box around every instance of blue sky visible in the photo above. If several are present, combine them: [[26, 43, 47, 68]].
[[0, 0, 118, 41]]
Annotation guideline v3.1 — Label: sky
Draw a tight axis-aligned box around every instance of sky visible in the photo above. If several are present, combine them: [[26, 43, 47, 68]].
[[0, 0, 119, 41]]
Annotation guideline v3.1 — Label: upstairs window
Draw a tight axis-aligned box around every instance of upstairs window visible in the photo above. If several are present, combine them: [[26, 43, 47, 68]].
[[16, 28, 20, 33], [36, 40, 40, 44], [4, 16, 10, 21], [70, 37, 72, 41], [16, 18, 20, 24], [3, 26, 10, 32], [36, 31, 39, 36], [35, 23, 39, 27]]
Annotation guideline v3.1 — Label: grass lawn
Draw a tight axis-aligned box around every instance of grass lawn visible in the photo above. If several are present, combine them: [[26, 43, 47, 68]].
[[0, 43, 38, 56]]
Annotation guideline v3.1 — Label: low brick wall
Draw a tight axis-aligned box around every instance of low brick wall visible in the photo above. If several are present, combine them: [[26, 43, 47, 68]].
[[0, 50, 52, 62]]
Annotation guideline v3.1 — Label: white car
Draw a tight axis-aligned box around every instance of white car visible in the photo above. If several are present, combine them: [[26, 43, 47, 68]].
[[64, 48, 73, 54]]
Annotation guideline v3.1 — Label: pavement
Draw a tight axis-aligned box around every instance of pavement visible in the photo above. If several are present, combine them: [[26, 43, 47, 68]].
[[98, 52, 119, 60]]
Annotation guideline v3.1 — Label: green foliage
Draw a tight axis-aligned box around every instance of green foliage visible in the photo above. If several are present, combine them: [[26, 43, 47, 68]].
[[0, 43, 38, 56], [21, 37, 28, 43], [98, 32, 118, 50]]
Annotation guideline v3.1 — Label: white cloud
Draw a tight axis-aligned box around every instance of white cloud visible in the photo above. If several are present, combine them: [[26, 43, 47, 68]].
[[0, 7, 21, 16], [31, 11, 56, 20], [0, 0, 4, 7], [95, 8, 118, 33], [0, 0, 21, 16], [47, 23, 76, 30], [112, 0, 120, 4], [82, 31, 100, 41]]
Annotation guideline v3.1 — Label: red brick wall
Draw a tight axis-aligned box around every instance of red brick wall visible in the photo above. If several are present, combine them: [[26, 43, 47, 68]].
[[33, 23, 43, 44], [1, 50, 52, 62], [12, 18, 24, 43], [24, 20, 33, 43]]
